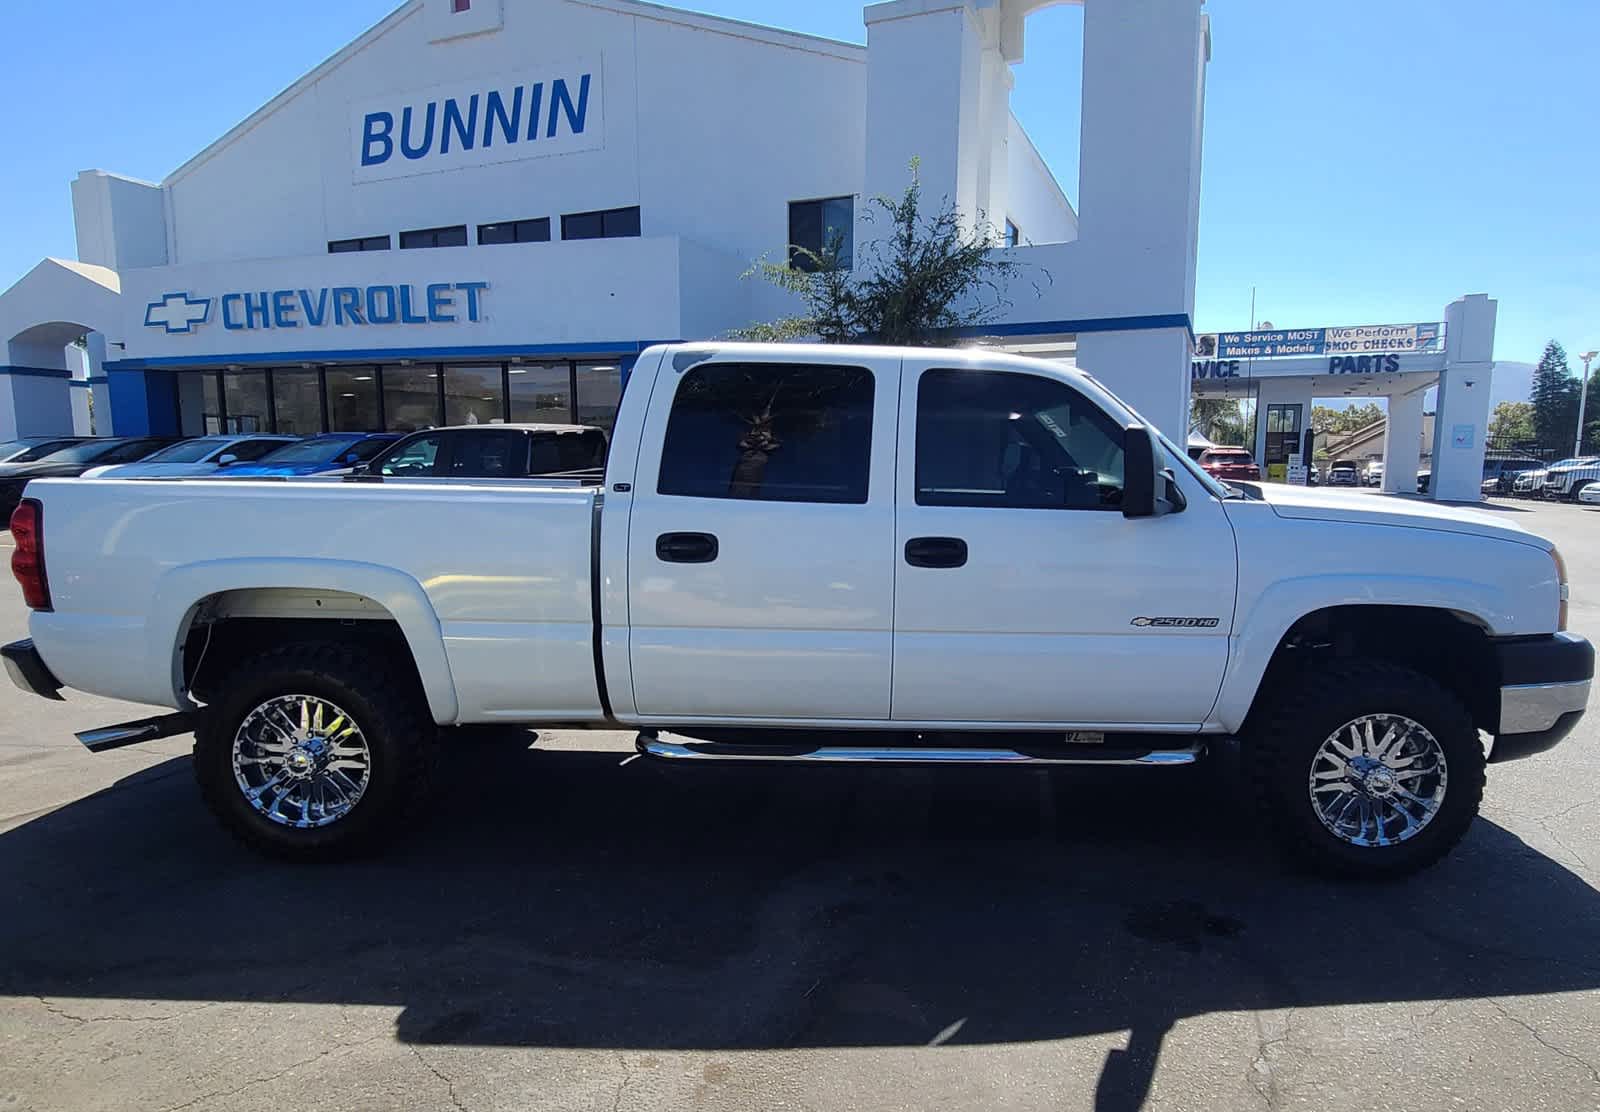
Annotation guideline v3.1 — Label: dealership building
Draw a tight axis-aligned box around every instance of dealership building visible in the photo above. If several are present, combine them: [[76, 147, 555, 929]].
[[0, 0, 1496, 498], [0, 0, 1215, 448]]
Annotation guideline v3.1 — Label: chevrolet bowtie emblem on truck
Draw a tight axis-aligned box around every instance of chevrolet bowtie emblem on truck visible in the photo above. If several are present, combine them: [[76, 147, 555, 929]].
[[144, 292, 213, 334], [1131, 616, 1221, 628]]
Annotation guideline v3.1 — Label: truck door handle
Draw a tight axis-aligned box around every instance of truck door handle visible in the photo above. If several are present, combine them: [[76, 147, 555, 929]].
[[905, 537, 968, 569], [656, 532, 719, 564]]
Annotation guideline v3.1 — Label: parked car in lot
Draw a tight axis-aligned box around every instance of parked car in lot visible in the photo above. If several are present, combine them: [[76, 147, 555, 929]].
[[1194, 446, 1260, 482], [0, 437, 93, 465], [85, 435, 299, 479], [1363, 461, 1384, 487], [1512, 468, 1547, 497], [6, 342, 1592, 881], [0, 437, 180, 520], [1578, 482, 1600, 506], [1482, 456, 1545, 495], [352, 424, 608, 482], [221, 432, 399, 477], [1540, 457, 1600, 501], [1328, 459, 1360, 486]]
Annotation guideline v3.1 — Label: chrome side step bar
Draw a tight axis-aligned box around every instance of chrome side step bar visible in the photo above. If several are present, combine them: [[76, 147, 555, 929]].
[[77, 712, 197, 754], [637, 736, 1204, 767]]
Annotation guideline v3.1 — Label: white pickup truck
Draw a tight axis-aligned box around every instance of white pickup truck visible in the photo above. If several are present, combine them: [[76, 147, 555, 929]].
[[5, 343, 1592, 878]]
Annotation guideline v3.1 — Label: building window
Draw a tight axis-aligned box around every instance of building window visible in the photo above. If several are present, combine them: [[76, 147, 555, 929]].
[[1004, 219, 1021, 248], [561, 207, 641, 241], [788, 197, 854, 271], [575, 364, 622, 434], [325, 367, 382, 430], [479, 218, 551, 245], [509, 363, 573, 423], [399, 225, 469, 250], [328, 235, 390, 253], [915, 370, 1126, 511], [444, 364, 505, 426], [657, 362, 875, 504], [452, 0, 470, 11], [222, 372, 270, 433], [383, 364, 442, 431], [271, 369, 324, 435]]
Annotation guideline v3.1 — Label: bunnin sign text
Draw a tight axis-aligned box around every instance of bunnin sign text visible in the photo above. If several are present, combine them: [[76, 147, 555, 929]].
[[142, 283, 489, 337], [1195, 323, 1442, 360], [353, 62, 603, 183]]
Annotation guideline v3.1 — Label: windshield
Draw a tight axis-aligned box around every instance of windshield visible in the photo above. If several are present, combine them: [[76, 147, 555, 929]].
[[142, 438, 231, 464], [0, 439, 81, 463], [37, 440, 133, 464], [256, 437, 362, 464]]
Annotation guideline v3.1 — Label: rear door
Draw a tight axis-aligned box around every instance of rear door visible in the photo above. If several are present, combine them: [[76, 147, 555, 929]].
[[625, 351, 898, 720], [890, 360, 1237, 728]]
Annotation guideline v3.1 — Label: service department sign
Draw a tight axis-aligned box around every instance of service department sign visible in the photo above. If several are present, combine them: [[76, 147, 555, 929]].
[[352, 62, 604, 183], [142, 282, 490, 336]]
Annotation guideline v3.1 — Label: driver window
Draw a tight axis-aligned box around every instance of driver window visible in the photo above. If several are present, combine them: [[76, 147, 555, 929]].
[[915, 369, 1125, 510], [380, 434, 442, 477]]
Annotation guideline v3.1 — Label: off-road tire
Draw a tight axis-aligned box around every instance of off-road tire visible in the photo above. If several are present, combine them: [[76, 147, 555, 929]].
[[1250, 660, 1484, 879], [193, 641, 438, 860]]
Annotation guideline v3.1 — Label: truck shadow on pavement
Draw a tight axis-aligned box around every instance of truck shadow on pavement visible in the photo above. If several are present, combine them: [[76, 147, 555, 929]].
[[2, 737, 1598, 1112]]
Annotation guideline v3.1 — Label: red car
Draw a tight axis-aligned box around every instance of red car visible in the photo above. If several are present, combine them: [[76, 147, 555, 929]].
[[1197, 447, 1261, 481]]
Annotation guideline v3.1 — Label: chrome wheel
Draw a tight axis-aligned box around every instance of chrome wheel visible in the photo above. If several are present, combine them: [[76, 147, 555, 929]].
[[1308, 713, 1449, 847], [232, 695, 372, 828]]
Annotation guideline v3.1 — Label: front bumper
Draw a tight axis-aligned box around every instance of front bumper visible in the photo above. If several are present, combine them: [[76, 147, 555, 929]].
[[1491, 633, 1594, 763], [2, 639, 63, 700]]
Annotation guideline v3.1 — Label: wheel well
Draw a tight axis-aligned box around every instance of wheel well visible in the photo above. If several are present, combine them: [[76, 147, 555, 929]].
[[180, 589, 425, 707], [1251, 606, 1500, 735]]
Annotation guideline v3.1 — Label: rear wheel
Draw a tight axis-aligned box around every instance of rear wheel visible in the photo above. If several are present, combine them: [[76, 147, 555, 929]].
[[193, 642, 438, 860], [1250, 661, 1484, 879]]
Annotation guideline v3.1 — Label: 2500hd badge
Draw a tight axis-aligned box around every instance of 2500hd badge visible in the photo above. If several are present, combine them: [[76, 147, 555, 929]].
[[1131, 616, 1222, 628]]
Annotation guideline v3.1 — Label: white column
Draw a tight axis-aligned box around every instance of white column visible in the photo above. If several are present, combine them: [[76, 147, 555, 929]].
[[1077, 327, 1192, 440], [1428, 294, 1497, 502], [1381, 385, 1426, 493], [84, 332, 111, 436]]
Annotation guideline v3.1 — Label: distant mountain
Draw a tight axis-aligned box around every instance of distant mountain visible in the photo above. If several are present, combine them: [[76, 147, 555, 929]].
[[1489, 361, 1535, 409]]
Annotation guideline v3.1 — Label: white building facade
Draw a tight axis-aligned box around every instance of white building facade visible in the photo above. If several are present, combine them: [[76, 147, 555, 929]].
[[0, 0, 1212, 446]]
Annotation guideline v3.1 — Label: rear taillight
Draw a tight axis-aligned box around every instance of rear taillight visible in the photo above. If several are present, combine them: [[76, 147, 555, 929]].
[[9, 498, 51, 611], [1553, 546, 1569, 632]]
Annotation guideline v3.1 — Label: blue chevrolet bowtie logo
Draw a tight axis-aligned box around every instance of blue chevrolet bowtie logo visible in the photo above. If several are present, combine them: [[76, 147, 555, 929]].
[[144, 291, 212, 334]]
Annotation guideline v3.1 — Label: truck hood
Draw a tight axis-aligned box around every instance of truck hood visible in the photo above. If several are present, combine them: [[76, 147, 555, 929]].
[[1236, 485, 1547, 549]]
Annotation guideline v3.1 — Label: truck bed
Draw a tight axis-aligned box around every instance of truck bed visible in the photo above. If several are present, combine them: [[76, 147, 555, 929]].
[[26, 476, 606, 722]]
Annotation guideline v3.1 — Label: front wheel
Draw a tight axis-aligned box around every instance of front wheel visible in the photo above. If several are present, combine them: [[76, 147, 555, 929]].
[[193, 642, 438, 860], [1250, 661, 1484, 879]]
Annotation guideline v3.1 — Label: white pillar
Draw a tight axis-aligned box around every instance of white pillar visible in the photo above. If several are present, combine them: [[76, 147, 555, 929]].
[[83, 332, 110, 435], [1428, 294, 1497, 502], [1077, 327, 1192, 440], [1381, 385, 1426, 493]]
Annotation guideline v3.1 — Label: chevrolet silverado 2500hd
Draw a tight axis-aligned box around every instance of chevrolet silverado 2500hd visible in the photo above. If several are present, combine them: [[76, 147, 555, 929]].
[[4, 344, 1592, 877]]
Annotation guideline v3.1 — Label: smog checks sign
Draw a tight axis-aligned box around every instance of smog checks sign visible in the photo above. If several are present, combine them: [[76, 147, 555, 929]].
[[1195, 323, 1442, 360]]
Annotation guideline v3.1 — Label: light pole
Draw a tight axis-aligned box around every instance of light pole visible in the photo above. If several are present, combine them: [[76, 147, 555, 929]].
[[1577, 350, 1599, 457]]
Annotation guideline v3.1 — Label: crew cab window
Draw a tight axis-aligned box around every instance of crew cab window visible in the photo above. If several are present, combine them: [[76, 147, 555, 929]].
[[379, 434, 442, 477], [231, 438, 290, 462], [529, 430, 608, 475], [447, 431, 519, 478], [916, 370, 1125, 510], [657, 362, 874, 503]]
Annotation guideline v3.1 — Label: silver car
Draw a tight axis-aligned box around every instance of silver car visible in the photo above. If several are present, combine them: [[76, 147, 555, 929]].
[[84, 435, 298, 478]]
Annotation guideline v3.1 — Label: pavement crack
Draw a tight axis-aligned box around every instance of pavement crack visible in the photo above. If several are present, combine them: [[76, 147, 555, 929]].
[[1246, 1007, 1295, 1109], [1489, 999, 1600, 1086], [611, 1051, 633, 1112], [155, 1033, 389, 1112], [411, 1046, 468, 1112]]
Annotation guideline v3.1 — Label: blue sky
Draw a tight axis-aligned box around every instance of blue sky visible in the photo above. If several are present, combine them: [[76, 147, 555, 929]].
[[2, 0, 1595, 370]]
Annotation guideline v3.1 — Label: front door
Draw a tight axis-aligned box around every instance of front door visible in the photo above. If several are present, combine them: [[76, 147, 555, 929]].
[[891, 360, 1238, 728], [626, 352, 900, 720]]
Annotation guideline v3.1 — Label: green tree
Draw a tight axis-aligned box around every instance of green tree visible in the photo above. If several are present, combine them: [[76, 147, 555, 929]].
[[1190, 397, 1251, 446], [1488, 400, 1536, 443], [1530, 340, 1577, 448], [1311, 401, 1383, 435], [733, 161, 1023, 344]]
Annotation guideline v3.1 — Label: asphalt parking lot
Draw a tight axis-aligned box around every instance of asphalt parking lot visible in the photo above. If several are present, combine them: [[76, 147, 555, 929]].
[[1, 499, 1598, 1112]]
